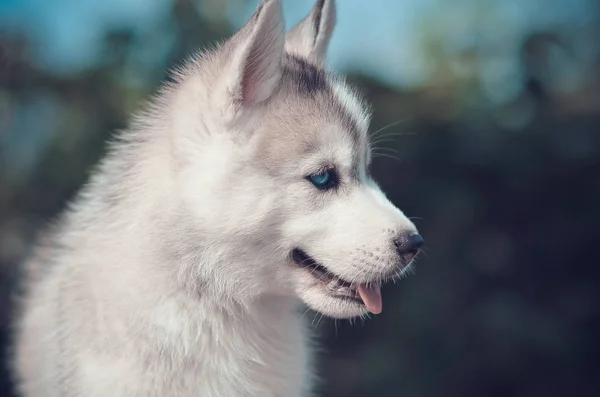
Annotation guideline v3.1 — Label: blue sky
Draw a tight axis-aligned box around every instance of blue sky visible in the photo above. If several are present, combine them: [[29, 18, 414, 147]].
[[0, 0, 597, 88]]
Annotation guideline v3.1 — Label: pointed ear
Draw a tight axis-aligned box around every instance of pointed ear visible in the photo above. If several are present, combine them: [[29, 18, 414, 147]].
[[285, 0, 336, 65], [218, 0, 284, 115]]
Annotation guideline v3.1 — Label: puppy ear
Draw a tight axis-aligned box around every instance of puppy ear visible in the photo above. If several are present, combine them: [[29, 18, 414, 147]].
[[218, 0, 285, 117], [285, 0, 336, 65]]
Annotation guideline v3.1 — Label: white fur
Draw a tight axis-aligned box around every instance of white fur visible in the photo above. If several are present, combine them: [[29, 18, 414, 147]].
[[284, 0, 336, 65], [12, 1, 419, 396]]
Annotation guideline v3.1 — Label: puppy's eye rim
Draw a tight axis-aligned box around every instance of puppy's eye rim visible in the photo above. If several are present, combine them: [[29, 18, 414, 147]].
[[307, 168, 338, 190]]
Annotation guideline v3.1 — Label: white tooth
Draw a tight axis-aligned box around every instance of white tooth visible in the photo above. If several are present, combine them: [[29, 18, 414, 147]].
[[326, 279, 351, 294], [329, 286, 348, 294]]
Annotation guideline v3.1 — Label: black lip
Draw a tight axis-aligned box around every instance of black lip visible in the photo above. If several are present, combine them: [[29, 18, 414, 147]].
[[291, 248, 352, 286], [291, 248, 404, 287], [291, 248, 327, 273], [291, 248, 366, 305]]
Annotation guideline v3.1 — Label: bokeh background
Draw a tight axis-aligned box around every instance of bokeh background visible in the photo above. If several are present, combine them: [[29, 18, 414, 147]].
[[1, 0, 599, 396]]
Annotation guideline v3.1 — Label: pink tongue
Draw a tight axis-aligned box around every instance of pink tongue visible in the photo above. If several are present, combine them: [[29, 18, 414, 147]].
[[357, 284, 382, 314]]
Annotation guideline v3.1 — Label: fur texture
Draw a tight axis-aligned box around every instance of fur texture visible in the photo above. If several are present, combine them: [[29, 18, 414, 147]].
[[11, 1, 421, 396]]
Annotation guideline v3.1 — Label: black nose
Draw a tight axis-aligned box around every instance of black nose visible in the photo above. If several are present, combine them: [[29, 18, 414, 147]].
[[394, 233, 424, 263]]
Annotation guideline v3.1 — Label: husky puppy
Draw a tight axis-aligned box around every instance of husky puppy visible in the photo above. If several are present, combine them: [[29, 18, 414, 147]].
[[12, 0, 423, 396]]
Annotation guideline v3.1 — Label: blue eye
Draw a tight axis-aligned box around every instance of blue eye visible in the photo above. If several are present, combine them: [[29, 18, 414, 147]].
[[308, 169, 337, 190], [311, 171, 329, 185]]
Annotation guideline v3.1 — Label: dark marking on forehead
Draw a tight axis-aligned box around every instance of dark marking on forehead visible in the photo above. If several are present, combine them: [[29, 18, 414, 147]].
[[282, 55, 362, 137], [283, 55, 328, 95], [332, 101, 360, 143], [280, 54, 365, 157]]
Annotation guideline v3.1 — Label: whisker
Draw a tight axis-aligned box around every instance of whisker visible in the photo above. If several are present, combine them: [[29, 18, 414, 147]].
[[311, 312, 320, 327], [368, 137, 399, 147], [372, 131, 418, 140], [300, 307, 312, 322], [372, 148, 402, 155], [371, 152, 403, 162], [369, 132, 418, 148], [369, 118, 412, 139], [371, 147, 403, 155], [316, 312, 326, 328]]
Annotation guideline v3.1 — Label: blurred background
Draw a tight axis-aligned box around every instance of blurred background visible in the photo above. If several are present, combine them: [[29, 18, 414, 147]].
[[1, 0, 599, 396]]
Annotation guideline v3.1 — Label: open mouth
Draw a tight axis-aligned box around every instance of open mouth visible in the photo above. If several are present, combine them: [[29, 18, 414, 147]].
[[291, 248, 383, 314]]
